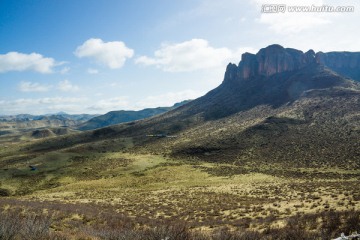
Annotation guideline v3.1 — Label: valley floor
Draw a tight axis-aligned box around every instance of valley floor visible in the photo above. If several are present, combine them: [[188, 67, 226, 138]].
[[1, 138, 360, 239]]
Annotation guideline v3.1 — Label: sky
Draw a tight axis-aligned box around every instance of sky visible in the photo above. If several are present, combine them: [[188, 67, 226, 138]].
[[0, 0, 359, 115]]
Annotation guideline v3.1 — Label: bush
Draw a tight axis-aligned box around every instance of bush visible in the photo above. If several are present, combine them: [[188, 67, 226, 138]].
[[0, 188, 11, 197], [0, 212, 18, 240], [0, 210, 52, 240]]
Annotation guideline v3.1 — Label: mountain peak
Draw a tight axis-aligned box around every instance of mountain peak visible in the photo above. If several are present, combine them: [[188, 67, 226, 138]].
[[235, 44, 316, 80], [224, 44, 360, 85], [263, 43, 284, 50]]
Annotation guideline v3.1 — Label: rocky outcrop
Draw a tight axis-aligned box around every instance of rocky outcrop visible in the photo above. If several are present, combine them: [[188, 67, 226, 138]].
[[256, 45, 313, 77], [316, 51, 360, 81], [224, 44, 360, 83], [236, 44, 316, 80], [316, 51, 360, 68]]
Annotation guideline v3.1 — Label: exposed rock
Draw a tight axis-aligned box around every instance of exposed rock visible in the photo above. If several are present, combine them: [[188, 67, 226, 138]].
[[256, 44, 310, 77], [225, 44, 360, 83], [304, 49, 316, 63], [238, 53, 257, 79], [316, 51, 360, 81], [223, 63, 239, 84], [235, 44, 316, 80]]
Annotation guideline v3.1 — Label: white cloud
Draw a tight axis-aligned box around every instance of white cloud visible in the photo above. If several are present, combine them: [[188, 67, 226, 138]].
[[57, 80, 79, 92], [135, 39, 235, 72], [0, 52, 56, 73], [87, 68, 99, 74], [253, 0, 332, 34], [136, 89, 205, 109], [87, 97, 129, 111], [75, 38, 134, 69], [18, 81, 52, 92]]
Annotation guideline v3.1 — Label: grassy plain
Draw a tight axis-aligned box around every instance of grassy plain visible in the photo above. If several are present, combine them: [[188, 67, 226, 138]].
[[1, 133, 360, 239]]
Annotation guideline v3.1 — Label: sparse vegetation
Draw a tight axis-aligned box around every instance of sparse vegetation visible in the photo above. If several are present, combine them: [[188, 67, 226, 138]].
[[0, 57, 359, 239], [0, 200, 359, 239]]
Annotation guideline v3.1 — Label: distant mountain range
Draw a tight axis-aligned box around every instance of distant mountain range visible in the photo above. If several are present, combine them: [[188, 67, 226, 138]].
[[0, 101, 192, 139], [0, 113, 99, 132], [77, 100, 191, 131], [0, 113, 98, 122]]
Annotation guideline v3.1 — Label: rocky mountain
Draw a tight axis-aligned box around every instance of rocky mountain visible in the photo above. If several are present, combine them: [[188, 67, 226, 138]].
[[77, 100, 191, 131], [27, 44, 360, 168], [139, 45, 359, 167], [168, 44, 358, 121], [232, 44, 360, 81], [235, 44, 316, 79]]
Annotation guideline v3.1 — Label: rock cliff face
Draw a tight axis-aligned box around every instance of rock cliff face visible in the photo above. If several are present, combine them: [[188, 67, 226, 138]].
[[224, 44, 360, 84], [316, 51, 360, 81], [236, 44, 316, 80]]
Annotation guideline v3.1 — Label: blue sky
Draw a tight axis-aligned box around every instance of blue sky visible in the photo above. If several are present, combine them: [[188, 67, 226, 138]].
[[0, 0, 359, 115]]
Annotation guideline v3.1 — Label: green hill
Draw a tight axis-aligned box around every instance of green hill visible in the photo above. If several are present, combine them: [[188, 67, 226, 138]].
[[77, 100, 191, 131]]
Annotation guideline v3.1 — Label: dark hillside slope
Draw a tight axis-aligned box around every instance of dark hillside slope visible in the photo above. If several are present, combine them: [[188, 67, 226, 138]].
[[167, 87, 360, 169]]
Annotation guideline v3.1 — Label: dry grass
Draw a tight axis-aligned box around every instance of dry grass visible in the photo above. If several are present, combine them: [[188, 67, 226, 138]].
[[2, 154, 354, 235], [1, 89, 360, 238]]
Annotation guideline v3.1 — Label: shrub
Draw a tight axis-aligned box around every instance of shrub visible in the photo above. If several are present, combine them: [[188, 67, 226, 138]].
[[0, 211, 18, 240], [0, 188, 11, 197], [0, 210, 52, 240]]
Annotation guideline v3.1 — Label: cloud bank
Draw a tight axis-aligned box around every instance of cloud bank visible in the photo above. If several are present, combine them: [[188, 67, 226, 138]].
[[135, 39, 235, 72]]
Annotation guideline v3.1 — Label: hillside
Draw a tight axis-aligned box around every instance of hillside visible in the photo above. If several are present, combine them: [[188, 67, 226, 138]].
[[18, 45, 360, 166], [1, 44, 360, 239], [77, 100, 191, 131]]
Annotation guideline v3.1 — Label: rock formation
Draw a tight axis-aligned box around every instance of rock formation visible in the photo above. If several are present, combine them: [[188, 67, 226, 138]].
[[224, 44, 360, 83], [316, 51, 360, 80]]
